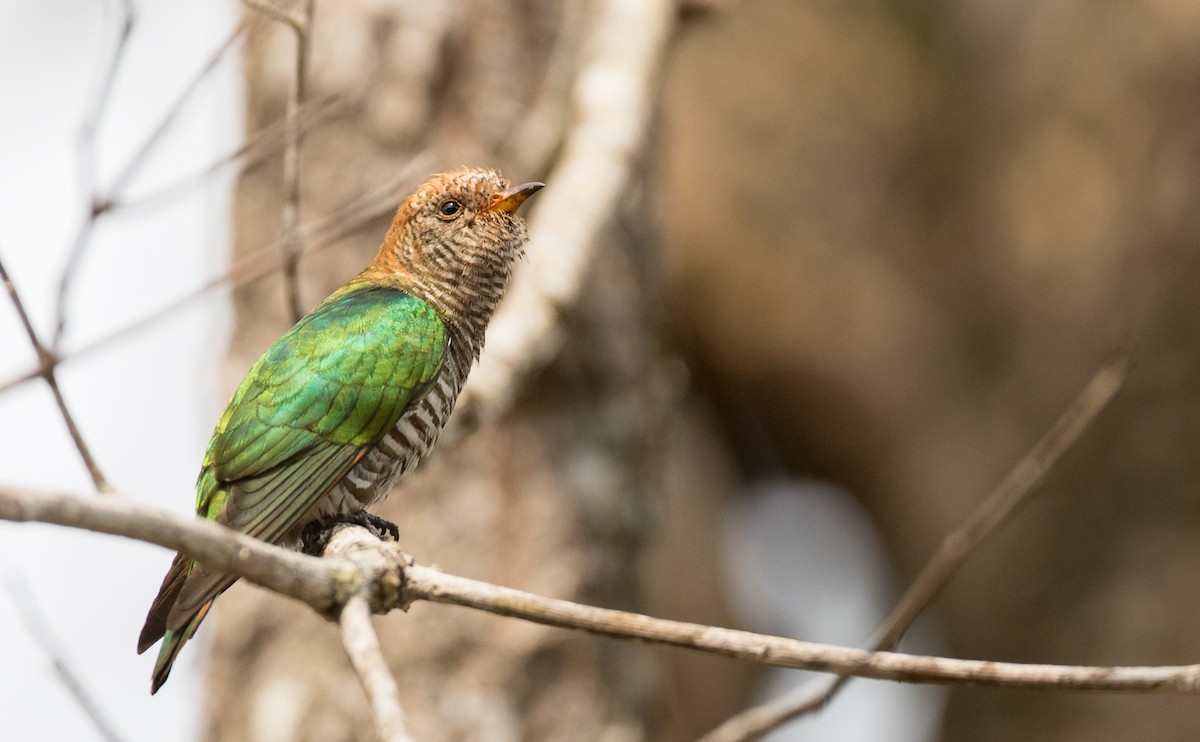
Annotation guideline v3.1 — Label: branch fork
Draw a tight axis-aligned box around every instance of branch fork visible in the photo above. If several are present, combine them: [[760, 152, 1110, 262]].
[[317, 524, 412, 618]]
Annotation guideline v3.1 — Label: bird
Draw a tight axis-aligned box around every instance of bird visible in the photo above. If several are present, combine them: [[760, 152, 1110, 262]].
[[137, 167, 543, 694]]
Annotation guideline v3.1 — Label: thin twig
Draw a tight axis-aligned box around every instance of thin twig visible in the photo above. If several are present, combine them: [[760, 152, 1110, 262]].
[[339, 597, 414, 742], [2, 484, 1196, 694], [116, 95, 343, 214], [112, 22, 249, 201], [75, 0, 135, 207], [4, 574, 127, 742], [77, 0, 135, 195], [326, 525, 412, 740], [700, 354, 1131, 742], [52, 19, 249, 351], [0, 155, 431, 398], [0, 254, 110, 492], [243, 0, 315, 322], [402, 562, 1187, 691], [52, 0, 134, 356]]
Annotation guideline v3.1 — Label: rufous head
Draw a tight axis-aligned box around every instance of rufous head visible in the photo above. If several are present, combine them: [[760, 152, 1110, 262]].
[[373, 167, 543, 330]]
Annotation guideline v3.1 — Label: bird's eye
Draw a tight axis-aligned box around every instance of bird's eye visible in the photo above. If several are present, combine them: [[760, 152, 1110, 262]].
[[436, 199, 463, 220]]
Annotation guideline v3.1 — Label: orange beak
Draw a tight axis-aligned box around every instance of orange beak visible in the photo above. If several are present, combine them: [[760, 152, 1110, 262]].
[[485, 182, 544, 215]]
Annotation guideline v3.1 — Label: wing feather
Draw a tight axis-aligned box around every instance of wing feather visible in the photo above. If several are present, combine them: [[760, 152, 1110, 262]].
[[148, 285, 447, 643]]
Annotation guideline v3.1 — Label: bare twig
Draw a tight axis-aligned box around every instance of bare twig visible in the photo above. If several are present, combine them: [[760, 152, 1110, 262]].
[[117, 95, 343, 214], [52, 19, 248, 351], [339, 597, 414, 742], [326, 524, 412, 741], [700, 355, 1131, 742], [401, 562, 1194, 692], [79, 0, 135, 166], [76, 0, 135, 207], [112, 23, 248, 201], [452, 0, 676, 430], [52, 0, 134, 355], [0, 487, 347, 611], [243, 0, 316, 322], [4, 574, 127, 742], [2, 483, 1196, 694], [0, 155, 431, 399], [0, 254, 110, 492]]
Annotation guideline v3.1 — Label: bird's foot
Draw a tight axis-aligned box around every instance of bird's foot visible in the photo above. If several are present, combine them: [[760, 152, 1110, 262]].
[[300, 512, 399, 556], [300, 520, 332, 556], [347, 510, 400, 543]]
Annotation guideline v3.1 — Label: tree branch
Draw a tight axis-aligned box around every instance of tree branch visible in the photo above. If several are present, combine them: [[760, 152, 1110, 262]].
[[0, 154, 431, 399], [339, 596, 414, 742], [701, 353, 1131, 741], [243, 0, 315, 322], [116, 95, 342, 215], [402, 563, 1197, 693], [0, 254, 110, 491], [53, 19, 247, 350], [2, 483, 1196, 696], [0, 487, 349, 613], [54, 0, 136, 352]]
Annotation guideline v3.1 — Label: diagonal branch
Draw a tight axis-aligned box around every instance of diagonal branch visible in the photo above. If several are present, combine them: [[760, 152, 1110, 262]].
[[243, 0, 316, 323], [116, 95, 343, 214], [0, 254, 110, 492], [76, 0, 135, 209], [52, 0, 134, 356], [3, 482, 1197, 695], [52, 19, 248, 351], [700, 354, 1131, 742], [0, 155, 432, 399]]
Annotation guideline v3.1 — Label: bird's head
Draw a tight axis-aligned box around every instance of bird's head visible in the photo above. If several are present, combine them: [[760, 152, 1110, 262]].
[[373, 168, 543, 325]]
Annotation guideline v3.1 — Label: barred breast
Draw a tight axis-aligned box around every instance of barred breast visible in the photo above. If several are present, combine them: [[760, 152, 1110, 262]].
[[318, 337, 473, 518]]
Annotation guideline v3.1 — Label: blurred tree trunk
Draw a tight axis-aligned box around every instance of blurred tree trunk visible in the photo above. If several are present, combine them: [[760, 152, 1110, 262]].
[[201, 2, 743, 740]]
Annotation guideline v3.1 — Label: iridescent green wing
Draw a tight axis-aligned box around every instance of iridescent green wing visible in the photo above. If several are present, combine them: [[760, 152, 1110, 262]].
[[160, 286, 444, 627], [201, 285, 446, 539]]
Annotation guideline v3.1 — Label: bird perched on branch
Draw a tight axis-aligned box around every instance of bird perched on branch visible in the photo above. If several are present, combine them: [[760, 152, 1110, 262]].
[[138, 167, 543, 693]]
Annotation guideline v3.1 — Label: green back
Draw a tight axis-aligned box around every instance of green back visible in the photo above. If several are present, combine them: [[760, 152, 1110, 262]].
[[195, 284, 446, 540], [147, 283, 446, 654]]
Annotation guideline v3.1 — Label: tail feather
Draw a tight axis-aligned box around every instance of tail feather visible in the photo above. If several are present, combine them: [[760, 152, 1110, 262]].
[[139, 553, 191, 654], [165, 565, 239, 635], [141, 552, 220, 694], [150, 602, 211, 695]]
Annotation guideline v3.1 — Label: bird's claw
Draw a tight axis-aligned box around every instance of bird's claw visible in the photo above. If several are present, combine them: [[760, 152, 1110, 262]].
[[300, 520, 331, 555], [300, 512, 398, 555], [354, 511, 400, 543]]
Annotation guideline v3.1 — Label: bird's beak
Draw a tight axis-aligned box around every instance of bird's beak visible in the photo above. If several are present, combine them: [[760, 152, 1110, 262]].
[[485, 182, 544, 215]]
